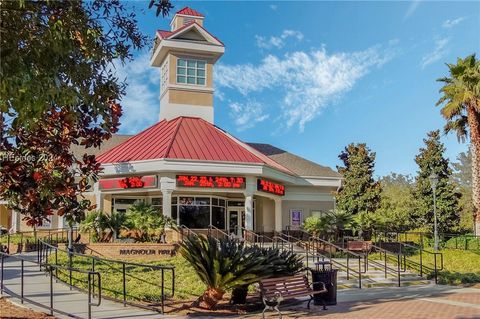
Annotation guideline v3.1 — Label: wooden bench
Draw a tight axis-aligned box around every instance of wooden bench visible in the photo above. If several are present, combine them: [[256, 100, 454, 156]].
[[259, 273, 327, 318], [347, 240, 372, 254]]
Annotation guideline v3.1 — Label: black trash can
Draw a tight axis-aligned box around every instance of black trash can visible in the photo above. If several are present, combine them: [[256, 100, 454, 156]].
[[310, 262, 338, 306]]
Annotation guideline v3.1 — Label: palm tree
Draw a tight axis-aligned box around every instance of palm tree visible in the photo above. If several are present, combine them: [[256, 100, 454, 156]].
[[125, 203, 177, 242], [436, 54, 480, 235]]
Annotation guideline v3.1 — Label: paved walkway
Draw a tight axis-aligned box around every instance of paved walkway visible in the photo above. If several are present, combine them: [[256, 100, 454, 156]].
[[237, 284, 480, 319], [1, 254, 183, 319], [2, 253, 479, 319]]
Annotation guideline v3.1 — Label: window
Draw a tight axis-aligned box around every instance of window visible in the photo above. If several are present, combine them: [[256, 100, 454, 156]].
[[175, 196, 228, 229], [176, 58, 206, 85], [152, 197, 162, 212], [183, 17, 195, 25]]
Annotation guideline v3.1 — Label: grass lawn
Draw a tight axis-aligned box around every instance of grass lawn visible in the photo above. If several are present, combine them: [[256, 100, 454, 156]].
[[50, 251, 205, 303], [371, 248, 480, 285], [430, 249, 480, 285]]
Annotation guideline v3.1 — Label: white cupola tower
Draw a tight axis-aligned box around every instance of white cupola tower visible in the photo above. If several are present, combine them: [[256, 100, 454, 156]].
[[150, 7, 225, 123]]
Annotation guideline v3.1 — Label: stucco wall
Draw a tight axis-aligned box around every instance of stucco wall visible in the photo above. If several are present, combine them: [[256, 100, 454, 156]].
[[282, 200, 334, 228], [254, 196, 275, 232], [169, 89, 213, 106], [0, 205, 10, 229]]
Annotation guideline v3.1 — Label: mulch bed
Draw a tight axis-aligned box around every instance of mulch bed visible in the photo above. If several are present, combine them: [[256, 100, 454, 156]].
[[161, 294, 265, 316], [0, 297, 56, 319]]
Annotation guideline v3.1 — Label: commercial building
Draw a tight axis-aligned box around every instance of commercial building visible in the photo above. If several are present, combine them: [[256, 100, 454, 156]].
[[2, 7, 342, 235]]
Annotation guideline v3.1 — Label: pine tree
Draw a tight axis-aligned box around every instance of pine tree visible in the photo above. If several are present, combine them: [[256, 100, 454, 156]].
[[412, 130, 461, 233], [336, 143, 382, 216]]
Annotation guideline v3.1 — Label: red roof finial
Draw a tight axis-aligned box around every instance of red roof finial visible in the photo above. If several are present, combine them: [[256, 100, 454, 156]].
[[176, 7, 204, 17]]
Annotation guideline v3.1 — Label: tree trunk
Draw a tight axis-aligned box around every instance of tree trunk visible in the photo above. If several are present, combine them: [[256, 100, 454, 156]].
[[196, 287, 225, 309], [467, 104, 480, 235]]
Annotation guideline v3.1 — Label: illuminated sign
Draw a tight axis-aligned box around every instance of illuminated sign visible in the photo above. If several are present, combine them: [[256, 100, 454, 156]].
[[257, 178, 285, 196], [99, 175, 157, 190], [176, 175, 246, 189]]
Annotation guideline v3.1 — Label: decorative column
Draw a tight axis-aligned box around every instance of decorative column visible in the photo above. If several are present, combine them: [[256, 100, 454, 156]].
[[274, 198, 282, 232], [244, 193, 254, 231], [94, 181, 103, 212], [161, 189, 173, 218], [244, 177, 256, 231], [160, 176, 176, 219], [11, 210, 20, 233]]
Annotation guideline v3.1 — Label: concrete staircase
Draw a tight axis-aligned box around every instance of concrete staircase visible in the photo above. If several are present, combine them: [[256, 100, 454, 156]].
[[257, 240, 433, 289]]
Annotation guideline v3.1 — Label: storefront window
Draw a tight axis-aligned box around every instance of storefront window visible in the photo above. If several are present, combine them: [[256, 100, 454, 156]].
[[171, 205, 178, 221], [176, 196, 227, 229], [212, 206, 225, 229], [151, 198, 162, 212], [180, 205, 210, 228]]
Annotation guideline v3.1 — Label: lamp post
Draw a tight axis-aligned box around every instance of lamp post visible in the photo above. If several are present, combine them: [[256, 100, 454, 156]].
[[429, 172, 439, 252]]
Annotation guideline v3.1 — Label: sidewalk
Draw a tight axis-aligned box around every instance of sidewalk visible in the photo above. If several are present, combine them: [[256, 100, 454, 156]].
[[1, 254, 183, 319], [239, 284, 480, 319], [2, 254, 479, 319]]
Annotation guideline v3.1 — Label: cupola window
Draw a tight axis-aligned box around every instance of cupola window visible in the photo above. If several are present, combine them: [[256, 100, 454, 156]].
[[177, 58, 206, 85]]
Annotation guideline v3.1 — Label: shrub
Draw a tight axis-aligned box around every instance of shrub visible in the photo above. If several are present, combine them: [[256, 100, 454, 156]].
[[125, 203, 177, 242]]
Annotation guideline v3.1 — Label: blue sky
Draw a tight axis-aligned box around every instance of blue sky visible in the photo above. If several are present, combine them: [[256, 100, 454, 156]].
[[115, 1, 480, 178]]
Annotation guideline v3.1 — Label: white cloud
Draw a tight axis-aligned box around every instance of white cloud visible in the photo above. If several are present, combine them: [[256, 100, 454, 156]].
[[404, 1, 420, 20], [256, 30, 304, 50], [442, 17, 465, 28], [421, 38, 450, 69], [112, 51, 160, 134], [229, 100, 269, 131], [216, 45, 395, 131], [269, 4, 278, 11]]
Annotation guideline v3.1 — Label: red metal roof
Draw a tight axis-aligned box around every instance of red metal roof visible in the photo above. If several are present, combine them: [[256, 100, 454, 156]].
[[176, 7, 204, 17], [96, 117, 292, 174], [157, 30, 173, 39], [156, 22, 224, 46]]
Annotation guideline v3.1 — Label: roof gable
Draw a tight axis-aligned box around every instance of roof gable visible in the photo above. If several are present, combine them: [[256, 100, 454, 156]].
[[156, 22, 223, 46]]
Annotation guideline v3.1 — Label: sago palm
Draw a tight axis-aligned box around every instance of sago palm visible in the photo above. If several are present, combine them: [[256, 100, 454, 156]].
[[180, 235, 265, 309], [436, 54, 480, 234], [179, 234, 303, 309]]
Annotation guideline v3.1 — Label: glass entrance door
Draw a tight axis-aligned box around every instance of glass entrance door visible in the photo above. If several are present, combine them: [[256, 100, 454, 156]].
[[228, 209, 245, 237]]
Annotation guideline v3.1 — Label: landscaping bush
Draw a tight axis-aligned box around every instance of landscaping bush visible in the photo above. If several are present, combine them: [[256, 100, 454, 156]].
[[302, 210, 354, 240], [79, 204, 177, 243]]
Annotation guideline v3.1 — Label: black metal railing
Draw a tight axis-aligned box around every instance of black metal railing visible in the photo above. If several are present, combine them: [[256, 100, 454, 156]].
[[37, 239, 175, 314], [374, 231, 480, 251], [283, 228, 369, 288], [207, 225, 230, 240], [0, 227, 78, 254], [366, 243, 404, 287], [0, 251, 101, 319], [377, 241, 443, 284]]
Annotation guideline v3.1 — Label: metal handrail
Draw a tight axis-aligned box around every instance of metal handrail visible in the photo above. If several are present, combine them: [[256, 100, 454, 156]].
[[374, 231, 480, 251], [280, 229, 367, 288], [239, 227, 266, 247], [179, 225, 198, 239], [0, 251, 101, 319], [377, 240, 443, 284], [37, 239, 175, 313], [207, 225, 229, 240], [0, 227, 79, 254], [367, 243, 405, 287]]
